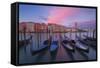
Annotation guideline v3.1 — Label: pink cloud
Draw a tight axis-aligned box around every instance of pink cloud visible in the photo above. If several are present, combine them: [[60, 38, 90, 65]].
[[47, 7, 77, 24]]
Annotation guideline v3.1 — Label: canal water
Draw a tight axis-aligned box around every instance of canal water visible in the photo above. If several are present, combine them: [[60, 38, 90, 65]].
[[19, 32, 96, 64]]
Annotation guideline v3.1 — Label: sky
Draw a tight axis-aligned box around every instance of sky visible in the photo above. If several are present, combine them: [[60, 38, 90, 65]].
[[19, 4, 96, 29]]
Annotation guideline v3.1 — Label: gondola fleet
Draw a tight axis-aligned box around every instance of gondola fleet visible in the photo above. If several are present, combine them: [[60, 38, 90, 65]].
[[19, 33, 96, 56]]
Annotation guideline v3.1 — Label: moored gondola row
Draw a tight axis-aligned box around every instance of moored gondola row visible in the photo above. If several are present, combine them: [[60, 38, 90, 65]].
[[19, 34, 96, 56]]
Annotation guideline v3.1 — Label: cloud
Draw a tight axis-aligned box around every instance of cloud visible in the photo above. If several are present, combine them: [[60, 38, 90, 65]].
[[47, 7, 77, 24]]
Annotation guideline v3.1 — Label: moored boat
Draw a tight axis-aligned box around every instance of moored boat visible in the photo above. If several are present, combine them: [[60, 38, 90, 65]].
[[75, 41, 89, 52], [83, 35, 96, 41], [50, 41, 58, 60], [50, 41, 58, 54], [31, 39, 50, 55], [61, 35, 75, 52], [76, 35, 96, 49], [18, 35, 32, 48]]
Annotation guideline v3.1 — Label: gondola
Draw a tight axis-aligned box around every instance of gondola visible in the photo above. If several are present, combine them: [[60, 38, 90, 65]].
[[75, 41, 89, 52], [76, 35, 96, 49], [83, 35, 96, 47], [31, 39, 50, 55], [76, 36, 87, 44], [50, 41, 58, 54], [61, 35, 75, 52], [83, 35, 96, 41], [18, 35, 32, 48], [75, 37, 89, 52], [83, 39, 96, 49], [50, 41, 58, 60]]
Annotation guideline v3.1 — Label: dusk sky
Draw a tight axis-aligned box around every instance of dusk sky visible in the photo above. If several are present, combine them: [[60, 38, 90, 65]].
[[19, 4, 96, 29]]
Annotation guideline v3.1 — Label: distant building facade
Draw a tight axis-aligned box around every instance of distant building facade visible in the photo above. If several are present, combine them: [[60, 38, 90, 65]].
[[19, 22, 77, 33]]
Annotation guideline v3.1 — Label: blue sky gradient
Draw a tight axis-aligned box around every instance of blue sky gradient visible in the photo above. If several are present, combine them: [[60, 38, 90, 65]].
[[19, 4, 96, 29]]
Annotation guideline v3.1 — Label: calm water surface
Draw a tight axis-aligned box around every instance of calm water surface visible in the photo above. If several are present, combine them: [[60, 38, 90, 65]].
[[19, 32, 96, 64]]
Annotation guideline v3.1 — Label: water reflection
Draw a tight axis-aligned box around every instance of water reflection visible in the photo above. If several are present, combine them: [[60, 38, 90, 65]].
[[19, 32, 96, 64]]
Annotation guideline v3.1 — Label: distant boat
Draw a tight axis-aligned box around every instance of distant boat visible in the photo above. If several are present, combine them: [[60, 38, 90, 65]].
[[76, 35, 96, 49], [83, 35, 96, 41], [31, 39, 50, 55], [76, 36, 86, 44], [18, 35, 32, 48], [83, 38, 96, 49], [83, 35, 96, 46], [75, 36, 89, 52], [86, 40, 96, 48]]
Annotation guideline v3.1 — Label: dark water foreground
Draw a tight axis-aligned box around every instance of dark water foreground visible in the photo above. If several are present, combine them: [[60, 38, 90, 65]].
[[19, 32, 96, 64]]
